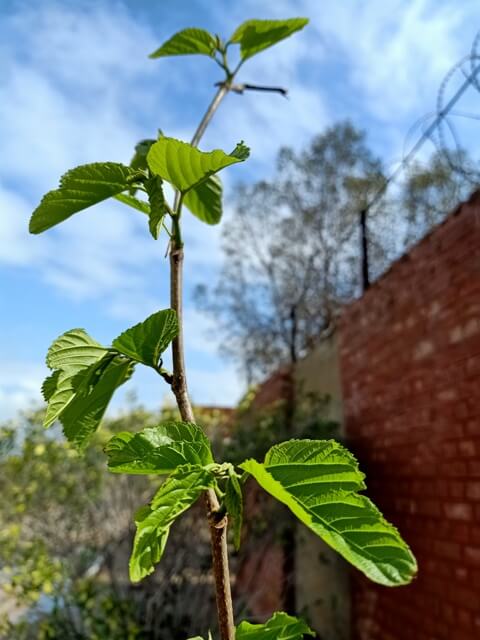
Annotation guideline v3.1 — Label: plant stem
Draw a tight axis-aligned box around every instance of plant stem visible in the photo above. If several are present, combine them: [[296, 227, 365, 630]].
[[191, 84, 229, 148], [169, 80, 235, 640]]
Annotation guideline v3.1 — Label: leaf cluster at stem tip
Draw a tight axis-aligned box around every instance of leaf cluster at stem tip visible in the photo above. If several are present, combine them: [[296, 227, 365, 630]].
[[29, 138, 250, 243], [28, 18, 311, 248], [148, 18, 309, 69]]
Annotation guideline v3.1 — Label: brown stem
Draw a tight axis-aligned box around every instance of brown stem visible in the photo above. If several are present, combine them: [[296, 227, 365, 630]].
[[170, 245, 235, 639], [191, 84, 229, 147], [168, 79, 236, 640]]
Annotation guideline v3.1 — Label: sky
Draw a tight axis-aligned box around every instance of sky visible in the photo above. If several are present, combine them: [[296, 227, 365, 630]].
[[1, 0, 479, 421]]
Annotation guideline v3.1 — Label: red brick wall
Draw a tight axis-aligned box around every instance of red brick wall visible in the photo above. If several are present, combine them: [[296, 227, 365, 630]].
[[339, 191, 480, 640]]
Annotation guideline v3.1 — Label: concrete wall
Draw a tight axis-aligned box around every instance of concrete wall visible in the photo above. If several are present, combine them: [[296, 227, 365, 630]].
[[294, 333, 350, 640]]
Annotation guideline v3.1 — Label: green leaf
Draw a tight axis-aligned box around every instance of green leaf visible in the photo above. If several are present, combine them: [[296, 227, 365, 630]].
[[149, 28, 217, 59], [144, 176, 167, 239], [29, 163, 139, 233], [41, 328, 134, 447], [225, 469, 243, 550], [229, 18, 309, 61], [129, 139, 156, 196], [41, 371, 60, 403], [105, 421, 214, 474], [236, 612, 314, 639], [43, 329, 110, 428], [112, 309, 178, 368], [147, 138, 249, 194], [240, 440, 417, 587], [114, 193, 150, 215], [130, 139, 156, 172], [184, 175, 223, 224], [44, 367, 85, 429], [59, 355, 133, 449], [130, 465, 216, 582], [46, 328, 108, 370]]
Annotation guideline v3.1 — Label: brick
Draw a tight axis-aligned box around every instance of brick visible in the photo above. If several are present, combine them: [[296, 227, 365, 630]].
[[466, 354, 480, 376], [455, 566, 469, 581], [458, 609, 473, 629], [437, 388, 458, 403], [465, 546, 480, 565], [444, 461, 468, 476], [459, 440, 477, 457], [468, 461, 480, 476], [466, 482, 480, 500], [413, 340, 434, 360], [434, 540, 461, 560], [450, 523, 470, 543], [464, 421, 479, 437], [449, 481, 465, 498], [443, 442, 458, 458], [445, 503, 472, 521], [447, 585, 479, 610], [470, 528, 480, 544]]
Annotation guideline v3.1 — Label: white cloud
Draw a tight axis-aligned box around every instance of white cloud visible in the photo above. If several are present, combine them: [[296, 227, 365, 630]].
[[0, 187, 50, 265], [0, 1, 166, 312], [318, 0, 470, 121], [0, 361, 46, 421], [210, 83, 329, 178], [2, 0, 480, 415], [187, 365, 243, 407], [0, 3, 157, 189]]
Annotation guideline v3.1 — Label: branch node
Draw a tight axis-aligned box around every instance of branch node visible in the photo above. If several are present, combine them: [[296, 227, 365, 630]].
[[215, 80, 288, 97]]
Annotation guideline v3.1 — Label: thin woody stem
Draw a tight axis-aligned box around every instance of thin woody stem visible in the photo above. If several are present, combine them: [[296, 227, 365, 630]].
[[191, 84, 229, 147], [169, 78, 235, 640]]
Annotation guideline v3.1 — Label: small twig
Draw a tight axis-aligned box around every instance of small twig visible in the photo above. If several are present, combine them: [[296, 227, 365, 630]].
[[156, 368, 174, 385], [154, 358, 174, 385], [215, 80, 288, 97]]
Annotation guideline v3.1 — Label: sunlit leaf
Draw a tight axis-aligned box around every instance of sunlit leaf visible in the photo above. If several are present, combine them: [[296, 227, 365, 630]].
[[147, 138, 249, 194], [236, 611, 314, 639], [114, 193, 150, 215], [43, 329, 109, 429], [241, 439, 417, 586], [225, 469, 243, 550], [229, 18, 309, 61], [59, 355, 134, 449], [184, 175, 223, 224], [144, 175, 167, 239], [112, 309, 178, 368], [106, 421, 213, 474], [46, 328, 107, 371], [150, 28, 217, 59], [130, 139, 157, 172], [29, 163, 139, 233], [130, 465, 216, 581], [42, 329, 133, 447]]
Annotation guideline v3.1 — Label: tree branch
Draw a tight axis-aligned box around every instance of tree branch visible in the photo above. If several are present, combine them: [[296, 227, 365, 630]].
[[215, 80, 288, 97]]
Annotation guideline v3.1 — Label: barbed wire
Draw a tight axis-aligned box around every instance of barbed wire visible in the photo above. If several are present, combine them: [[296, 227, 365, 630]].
[[360, 30, 480, 289]]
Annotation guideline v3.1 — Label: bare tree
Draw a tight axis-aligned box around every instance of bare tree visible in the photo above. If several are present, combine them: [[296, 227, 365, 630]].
[[401, 149, 476, 249], [196, 121, 386, 382], [196, 121, 480, 384]]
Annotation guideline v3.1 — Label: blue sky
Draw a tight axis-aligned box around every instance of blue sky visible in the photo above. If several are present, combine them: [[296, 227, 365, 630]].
[[1, 0, 479, 420]]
